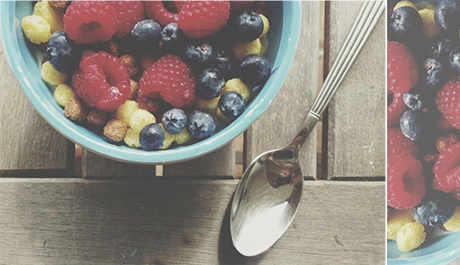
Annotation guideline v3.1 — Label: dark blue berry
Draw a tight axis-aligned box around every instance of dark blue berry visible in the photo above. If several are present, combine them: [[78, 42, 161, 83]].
[[196, 68, 225, 100], [45, 31, 80, 73], [161, 22, 183, 48], [219, 91, 246, 118], [429, 38, 459, 59], [140, 123, 165, 151], [435, 0, 460, 32], [413, 191, 456, 227], [183, 39, 213, 69], [421, 57, 446, 87], [399, 110, 429, 141], [131, 19, 162, 49], [389, 6, 422, 42], [231, 10, 264, 42], [162, 108, 187, 135], [239, 54, 271, 86], [211, 48, 235, 80], [187, 110, 216, 139], [403, 92, 425, 111], [449, 46, 460, 72]]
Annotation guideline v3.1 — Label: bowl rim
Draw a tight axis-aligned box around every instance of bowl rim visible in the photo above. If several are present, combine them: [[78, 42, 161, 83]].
[[0, 1, 301, 165]]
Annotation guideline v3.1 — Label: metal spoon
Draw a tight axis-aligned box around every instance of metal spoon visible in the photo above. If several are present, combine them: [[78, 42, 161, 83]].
[[230, 1, 385, 257]]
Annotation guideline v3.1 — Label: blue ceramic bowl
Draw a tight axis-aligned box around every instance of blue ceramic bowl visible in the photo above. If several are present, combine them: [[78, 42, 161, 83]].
[[0, 1, 300, 164], [388, 0, 460, 263]]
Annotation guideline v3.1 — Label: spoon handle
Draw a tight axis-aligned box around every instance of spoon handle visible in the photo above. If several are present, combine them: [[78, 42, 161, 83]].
[[295, 0, 385, 145]]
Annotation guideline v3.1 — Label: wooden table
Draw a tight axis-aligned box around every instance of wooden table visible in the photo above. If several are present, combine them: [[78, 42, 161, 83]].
[[0, 2, 388, 264]]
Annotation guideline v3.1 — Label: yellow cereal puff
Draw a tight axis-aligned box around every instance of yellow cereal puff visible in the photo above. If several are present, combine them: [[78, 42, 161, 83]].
[[159, 124, 175, 150], [194, 97, 220, 113], [129, 109, 156, 133], [417, 2, 436, 11], [233, 39, 262, 61], [54, 84, 76, 107], [387, 209, 415, 240], [259, 14, 270, 38], [124, 128, 141, 148], [260, 36, 268, 55], [223, 78, 252, 103], [444, 205, 460, 232], [419, 9, 440, 39], [33, 0, 65, 34], [22, 15, 51, 45], [396, 222, 426, 252], [214, 105, 227, 122], [175, 128, 193, 145], [41, 61, 67, 85], [394, 1, 417, 11], [116, 100, 139, 124]]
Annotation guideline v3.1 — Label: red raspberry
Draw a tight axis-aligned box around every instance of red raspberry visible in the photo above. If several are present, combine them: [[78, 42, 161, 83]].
[[231, 1, 255, 11], [139, 54, 196, 108], [388, 92, 406, 126], [433, 142, 460, 194], [436, 75, 460, 129], [72, 51, 130, 112], [387, 127, 419, 158], [109, 1, 144, 38], [387, 41, 418, 95], [64, 1, 118, 44], [144, 1, 182, 26], [178, 1, 230, 38], [387, 155, 426, 209]]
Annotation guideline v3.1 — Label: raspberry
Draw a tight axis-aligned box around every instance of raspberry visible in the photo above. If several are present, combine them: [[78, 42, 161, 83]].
[[144, 1, 182, 26], [178, 1, 230, 38], [139, 54, 196, 108], [436, 75, 460, 129], [433, 142, 460, 194], [64, 1, 117, 44], [72, 51, 130, 112], [387, 41, 418, 94], [388, 92, 406, 126], [388, 127, 419, 158], [108, 1, 144, 38], [388, 155, 426, 210]]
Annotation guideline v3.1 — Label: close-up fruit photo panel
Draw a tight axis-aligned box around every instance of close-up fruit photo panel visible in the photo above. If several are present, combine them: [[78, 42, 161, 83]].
[[387, 0, 460, 264]]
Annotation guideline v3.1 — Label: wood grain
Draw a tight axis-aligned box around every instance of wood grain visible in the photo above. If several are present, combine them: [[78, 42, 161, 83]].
[[0, 178, 384, 265], [244, 2, 321, 179], [0, 44, 74, 177], [325, 2, 385, 179]]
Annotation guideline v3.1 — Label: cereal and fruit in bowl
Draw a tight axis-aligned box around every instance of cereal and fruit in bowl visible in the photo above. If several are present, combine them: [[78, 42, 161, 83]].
[[387, 0, 460, 254], [20, 0, 272, 151]]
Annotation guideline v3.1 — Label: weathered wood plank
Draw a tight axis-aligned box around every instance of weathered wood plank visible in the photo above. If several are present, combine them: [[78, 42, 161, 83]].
[[244, 2, 321, 179], [325, 1, 385, 179], [0, 178, 384, 264], [0, 43, 74, 176], [81, 150, 156, 178]]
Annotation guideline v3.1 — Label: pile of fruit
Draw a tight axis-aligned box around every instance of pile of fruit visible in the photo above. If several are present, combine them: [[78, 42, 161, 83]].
[[387, 0, 460, 252], [21, 0, 272, 150]]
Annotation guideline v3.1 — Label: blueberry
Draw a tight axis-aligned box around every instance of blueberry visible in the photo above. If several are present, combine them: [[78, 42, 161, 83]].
[[435, 0, 460, 32], [449, 46, 460, 72], [183, 39, 213, 69], [389, 6, 423, 42], [421, 57, 446, 87], [399, 110, 429, 141], [413, 191, 456, 227], [131, 19, 162, 49], [239, 54, 271, 86], [140, 123, 165, 151], [219, 91, 246, 118], [211, 48, 235, 80], [187, 110, 216, 139], [196, 68, 225, 100], [402, 85, 433, 111], [403, 92, 425, 111], [45, 31, 80, 73], [429, 38, 459, 59], [231, 10, 264, 42], [161, 22, 183, 48], [162, 108, 187, 135]]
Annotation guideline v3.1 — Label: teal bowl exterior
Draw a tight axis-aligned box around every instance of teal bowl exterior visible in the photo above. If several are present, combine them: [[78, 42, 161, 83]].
[[388, 0, 460, 263], [0, 1, 301, 164]]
